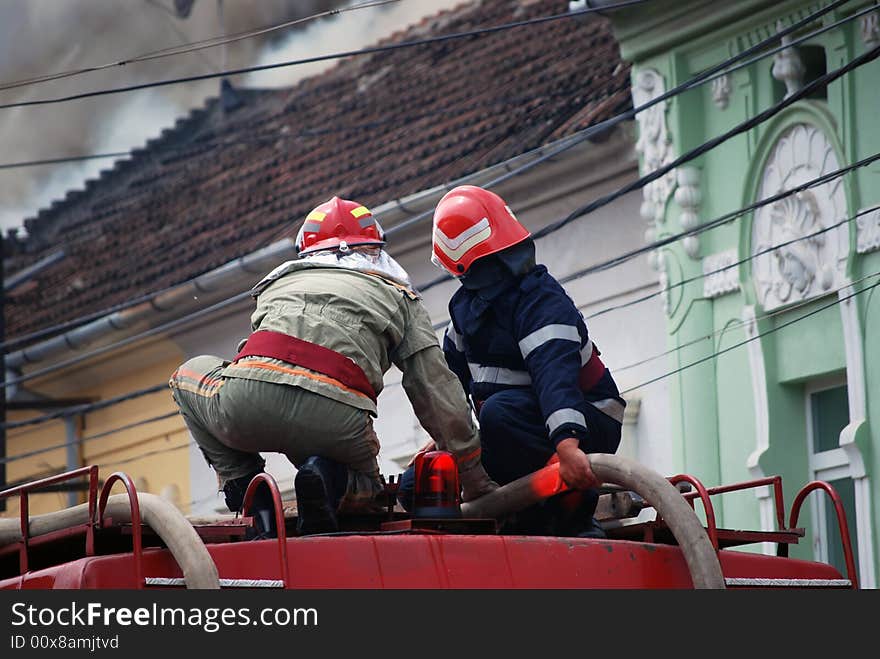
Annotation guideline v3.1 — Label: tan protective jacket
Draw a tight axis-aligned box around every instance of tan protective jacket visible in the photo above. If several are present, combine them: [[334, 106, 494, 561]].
[[221, 260, 482, 470]]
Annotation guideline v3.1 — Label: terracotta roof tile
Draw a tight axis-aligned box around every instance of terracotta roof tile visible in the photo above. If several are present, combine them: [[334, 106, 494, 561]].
[[5, 0, 631, 337]]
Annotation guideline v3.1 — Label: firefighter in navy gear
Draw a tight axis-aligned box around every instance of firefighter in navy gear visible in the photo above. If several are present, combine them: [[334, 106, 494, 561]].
[[169, 196, 496, 537], [408, 185, 625, 537]]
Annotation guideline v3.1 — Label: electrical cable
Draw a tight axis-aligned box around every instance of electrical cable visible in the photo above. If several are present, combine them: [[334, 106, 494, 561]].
[[0, 0, 854, 191], [385, 0, 867, 237], [0, 87, 579, 173], [583, 204, 880, 322], [4, 0, 863, 351], [428, 197, 880, 330], [611, 268, 880, 374], [618, 271, 880, 395], [3, 291, 252, 389], [416, 38, 880, 292], [3, 3, 873, 442], [0, 1, 649, 112], [0, 0, 402, 94], [2, 384, 169, 432], [1, 411, 181, 466], [11, 267, 878, 486]]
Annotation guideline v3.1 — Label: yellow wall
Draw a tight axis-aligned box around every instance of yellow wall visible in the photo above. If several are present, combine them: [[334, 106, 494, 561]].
[[2, 343, 190, 518]]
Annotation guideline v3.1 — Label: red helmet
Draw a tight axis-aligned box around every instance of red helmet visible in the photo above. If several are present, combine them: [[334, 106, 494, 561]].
[[431, 185, 530, 275], [295, 196, 386, 256]]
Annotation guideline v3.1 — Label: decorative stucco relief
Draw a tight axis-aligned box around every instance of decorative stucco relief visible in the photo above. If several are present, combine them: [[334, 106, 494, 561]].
[[857, 207, 880, 254], [632, 68, 677, 227], [703, 249, 740, 299], [675, 166, 701, 259], [632, 68, 677, 290], [862, 11, 879, 49], [711, 74, 732, 110], [752, 124, 849, 311], [771, 21, 804, 99]]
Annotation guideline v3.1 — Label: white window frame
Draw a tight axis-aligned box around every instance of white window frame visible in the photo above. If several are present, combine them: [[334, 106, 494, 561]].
[[804, 376, 854, 566]]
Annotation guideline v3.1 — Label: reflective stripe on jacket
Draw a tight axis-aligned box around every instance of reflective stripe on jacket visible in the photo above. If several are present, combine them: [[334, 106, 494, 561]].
[[444, 265, 625, 444]]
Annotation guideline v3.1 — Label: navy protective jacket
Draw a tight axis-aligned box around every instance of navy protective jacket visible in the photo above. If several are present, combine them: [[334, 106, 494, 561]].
[[443, 265, 625, 447]]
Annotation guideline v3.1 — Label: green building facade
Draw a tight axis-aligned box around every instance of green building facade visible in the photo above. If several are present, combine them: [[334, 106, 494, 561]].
[[601, 0, 879, 586]]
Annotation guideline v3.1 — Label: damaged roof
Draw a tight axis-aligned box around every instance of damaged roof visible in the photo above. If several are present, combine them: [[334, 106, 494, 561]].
[[4, 0, 631, 338]]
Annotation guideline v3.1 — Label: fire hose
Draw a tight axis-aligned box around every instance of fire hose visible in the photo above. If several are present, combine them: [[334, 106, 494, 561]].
[[461, 453, 726, 589], [0, 493, 220, 589]]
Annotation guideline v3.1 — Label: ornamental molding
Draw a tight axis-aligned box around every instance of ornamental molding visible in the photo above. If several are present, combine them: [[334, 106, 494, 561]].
[[740, 4, 824, 49], [703, 249, 740, 299], [632, 68, 677, 227], [711, 74, 732, 110], [675, 166, 701, 259], [771, 20, 804, 100], [856, 206, 880, 254], [862, 11, 879, 49], [751, 123, 849, 311]]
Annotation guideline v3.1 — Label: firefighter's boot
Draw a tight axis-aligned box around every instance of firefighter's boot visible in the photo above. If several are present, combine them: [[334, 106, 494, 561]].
[[552, 489, 607, 539], [222, 472, 278, 539], [295, 456, 344, 535]]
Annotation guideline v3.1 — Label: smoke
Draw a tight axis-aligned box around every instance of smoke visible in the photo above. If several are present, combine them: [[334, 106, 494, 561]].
[[246, 0, 466, 88], [0, 0, 351, 235], [0, 0, 470, 236]]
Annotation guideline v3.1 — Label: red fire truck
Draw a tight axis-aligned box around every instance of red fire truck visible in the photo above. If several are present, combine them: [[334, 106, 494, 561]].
[[0, 453, 858, 589]]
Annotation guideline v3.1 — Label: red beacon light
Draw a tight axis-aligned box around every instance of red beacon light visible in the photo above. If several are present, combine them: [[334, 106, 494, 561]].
[[412, 450, 461, 518]]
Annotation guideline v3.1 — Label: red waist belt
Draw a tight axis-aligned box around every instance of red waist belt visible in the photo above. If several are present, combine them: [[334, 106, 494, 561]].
[[233, 330, 377, 402]]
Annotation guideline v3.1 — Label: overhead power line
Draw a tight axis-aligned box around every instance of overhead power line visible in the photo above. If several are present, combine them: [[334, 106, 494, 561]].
[[619, 271, 880, 395], [9, 267, 879, 483], [417, 38, 880, 292], [2, 383, 169, 432], [2, 0, 861, 352], [582, 204, 880, 322], [385, 0, 864, 237], [0, 1, 649, 112], [0, 0, 402, 94], [1, 411, 181, 466]]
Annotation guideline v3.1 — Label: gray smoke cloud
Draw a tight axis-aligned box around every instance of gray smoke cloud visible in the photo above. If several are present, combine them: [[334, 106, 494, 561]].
[[0, 0, 464, 235]]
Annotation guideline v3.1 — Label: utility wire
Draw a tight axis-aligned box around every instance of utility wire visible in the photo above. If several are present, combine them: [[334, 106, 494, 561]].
[[429, 198, 880, 330], [2, 384, 169, 431], [612, 268, 880, 375], [10, 268, 879, 483], [386, 0, 866, 237], [417, 38, 880, 292], [3, 0, 862, 350], [0, 1, 648, 111], [2, 4, 871, 432], [9, 144, 878, 392], [561, 151, 880, 281], [0, 0, 402, 94], [1, 411, 181, 466], [619, 271, 880, 395], [583, 204, 880, 322], [3, 291, 252, 388], [0, 86, 581, 173], [2, 0, 866, 174]]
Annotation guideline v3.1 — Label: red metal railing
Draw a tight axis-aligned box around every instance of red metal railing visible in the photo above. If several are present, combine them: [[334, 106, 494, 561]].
[[668, 475, 788, 554], [789, 481, 859, 589], [667, 474, 719, 550], [97, 472, 144, 589], [240, 472, 289, 587], [0, 466, 99, 575]]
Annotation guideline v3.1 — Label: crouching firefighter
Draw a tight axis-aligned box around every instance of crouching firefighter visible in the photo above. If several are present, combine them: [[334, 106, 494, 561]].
[[169, 196, 497, 536], [401, 185, 625, 537]]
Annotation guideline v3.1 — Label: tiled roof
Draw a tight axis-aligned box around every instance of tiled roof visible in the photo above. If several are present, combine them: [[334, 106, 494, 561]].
[[4, 0, 631, 337]]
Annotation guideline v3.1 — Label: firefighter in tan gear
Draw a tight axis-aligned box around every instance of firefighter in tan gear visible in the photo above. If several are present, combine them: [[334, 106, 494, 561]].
[[169, 196, 497, 536]]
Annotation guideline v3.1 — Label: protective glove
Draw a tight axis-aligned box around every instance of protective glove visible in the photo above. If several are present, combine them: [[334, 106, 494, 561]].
[[405, 440, 437, 467], [459, 462, 499, 502]]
